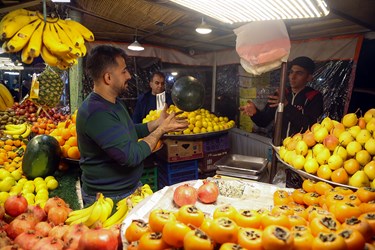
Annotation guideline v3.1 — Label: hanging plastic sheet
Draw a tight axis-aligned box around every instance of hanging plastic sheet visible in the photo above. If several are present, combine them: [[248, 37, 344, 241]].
[[234, 20, 291, 75]]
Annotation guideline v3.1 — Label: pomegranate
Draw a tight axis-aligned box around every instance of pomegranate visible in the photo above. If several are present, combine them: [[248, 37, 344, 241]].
[[77, 227, 118, 250], [35, 221, 53, 237], [63, 223, 89, 249], [197, 180, 219, 204], [6, 215, 36, 239], [31, 236, 65, 250], [173, 184, 198, 207], [48, 224, 69, 240], [27, 205, 47, 222], [0, 205, 5, 220], [44, 197, 68, 214], [0, 231, 12, 248], [14, 230, 43, 250], [4, 194, 28, 218], [47, 205, 69, 225], [0, 220, 9, 231]]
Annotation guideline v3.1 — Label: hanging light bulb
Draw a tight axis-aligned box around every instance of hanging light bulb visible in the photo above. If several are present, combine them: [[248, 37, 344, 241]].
[[128, 29, 144, 51], [196, 17, 212, 34]]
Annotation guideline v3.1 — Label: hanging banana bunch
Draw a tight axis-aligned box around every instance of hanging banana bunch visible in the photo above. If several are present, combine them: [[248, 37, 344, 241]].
[[0, 8, 95, 70]]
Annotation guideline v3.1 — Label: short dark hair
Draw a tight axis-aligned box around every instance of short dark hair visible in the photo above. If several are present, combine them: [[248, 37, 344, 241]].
[[150, 71, 165, 81], [290, 56, 315, 75], [86, 45, 127, 81]]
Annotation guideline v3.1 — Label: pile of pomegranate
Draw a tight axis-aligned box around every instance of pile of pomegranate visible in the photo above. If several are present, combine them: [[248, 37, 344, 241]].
[[0, 195, 121, 250], [173, 180, 219, 207]]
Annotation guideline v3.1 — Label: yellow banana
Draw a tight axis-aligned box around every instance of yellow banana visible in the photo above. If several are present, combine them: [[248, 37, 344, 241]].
[[103, 201, 128, 228], [53, 22, 81, 58], [42, 22, 71, 57], [21, 45, 34, 64], [22, 20, 45, 58], [6, 19, 41, 52], [78, 43, 87, 57], [12, 124, 31, 139], [4, 123, 24, 131], [3, 123, 27, 135], [0, 9, 35, 33], [57, 19, 85, 48], [1, 14, 39, 39], [65, 19, 94, 42], [84, 198, 104, 227], [66, 204, 95, 225], [0, 83, 14, 108], [40, 45, 59, 67], [105, 197, 114, 208], [0, 95, 7, 111], [99, 197, 113, 223], [1, 41, 9, 53]]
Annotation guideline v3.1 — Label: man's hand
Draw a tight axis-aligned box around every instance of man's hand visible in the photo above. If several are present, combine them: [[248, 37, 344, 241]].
[[239, 100, 257, 116], [267, 92, 288, 108]]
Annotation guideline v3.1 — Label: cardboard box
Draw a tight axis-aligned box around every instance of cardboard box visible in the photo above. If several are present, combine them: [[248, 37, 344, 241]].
[[198, 150, 228, 173], [157, 139, 203, 163], [203, 134, 230, 153]]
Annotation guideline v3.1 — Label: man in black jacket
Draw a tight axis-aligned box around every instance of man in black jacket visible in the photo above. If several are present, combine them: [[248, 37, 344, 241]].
[[240, 56, 323, 139]]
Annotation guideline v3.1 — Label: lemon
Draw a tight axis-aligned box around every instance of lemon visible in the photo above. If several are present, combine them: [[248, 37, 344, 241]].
[[195, 121, 202, 128], [46, 179, 59, 190], [193, 127, 201, 134], [0, 191, 9, 204], [183, 128, 192, 135]]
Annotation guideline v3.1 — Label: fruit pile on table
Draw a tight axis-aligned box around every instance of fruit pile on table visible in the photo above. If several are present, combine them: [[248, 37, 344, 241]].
[[278, 108, 375, 188]]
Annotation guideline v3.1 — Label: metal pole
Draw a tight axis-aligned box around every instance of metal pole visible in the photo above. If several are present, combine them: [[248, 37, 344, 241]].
[[211, 52, 217, 113], [269, 62, 288, 183]]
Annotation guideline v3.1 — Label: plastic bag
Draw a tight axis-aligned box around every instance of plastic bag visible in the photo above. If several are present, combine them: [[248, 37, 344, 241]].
[[234, 20, 291, 75]]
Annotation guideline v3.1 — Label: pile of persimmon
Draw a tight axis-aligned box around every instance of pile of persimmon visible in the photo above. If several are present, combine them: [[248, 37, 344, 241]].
[[124, 181, 375, 250], [0, 138, 26, 170], [31, 117, 57, 135], [49, 110, 80, 160]]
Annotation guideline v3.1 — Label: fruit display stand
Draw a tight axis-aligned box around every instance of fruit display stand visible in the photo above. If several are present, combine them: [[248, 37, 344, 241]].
[[121, 177, 293, 248]]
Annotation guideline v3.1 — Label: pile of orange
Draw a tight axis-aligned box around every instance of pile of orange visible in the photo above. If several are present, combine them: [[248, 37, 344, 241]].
[[49, 110, 80, 160], [0, 138, 26, 171]]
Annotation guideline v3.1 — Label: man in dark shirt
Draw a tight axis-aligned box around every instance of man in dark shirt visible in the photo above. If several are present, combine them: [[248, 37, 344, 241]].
[[132, 72, 173, 123], [240, 56, 323, 139], [76, 45, 188, 205]]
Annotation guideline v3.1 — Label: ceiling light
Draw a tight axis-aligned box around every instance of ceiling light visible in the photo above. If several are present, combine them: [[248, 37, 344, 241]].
[[128, 39, 144, 51], [196, 18, 212, 34], [171, 72, 178, 76], [171, 0, 330, 24], [51, 0, 71, 2]]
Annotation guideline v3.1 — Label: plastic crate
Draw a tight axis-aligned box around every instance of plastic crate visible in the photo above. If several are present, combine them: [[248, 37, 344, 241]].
[[140, 166, 158, 192], [158, 160, 198, 189], [203, 134, 230, 153]]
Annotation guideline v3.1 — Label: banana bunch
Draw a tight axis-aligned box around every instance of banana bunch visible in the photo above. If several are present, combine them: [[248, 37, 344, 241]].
[[66, 193, 114, 227], [102, 184, 154, 229], [2, 122, 32, 139], [0, 83, 14, 111], [0, 8, 94, 69]]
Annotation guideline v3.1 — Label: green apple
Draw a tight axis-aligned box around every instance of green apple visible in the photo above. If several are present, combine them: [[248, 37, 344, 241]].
[[364, 161, 375, 180], [349, 170, 370, 188], [342, 113, 358, 128]]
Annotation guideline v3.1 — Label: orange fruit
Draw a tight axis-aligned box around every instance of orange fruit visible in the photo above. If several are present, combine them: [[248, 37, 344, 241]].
[[61, 128, 71, 140], [0, 141, 4, 147], [3, 145, 12, 151], [53, 136, 65, 146], [5, 139, 13, 146], [67, 146, 80, 159], [61, 144, 71, 158], [331, 167, 349, 184], [66, 137, 77, 147], [13, 140, 21, 147], [69, 125, 77, 137]]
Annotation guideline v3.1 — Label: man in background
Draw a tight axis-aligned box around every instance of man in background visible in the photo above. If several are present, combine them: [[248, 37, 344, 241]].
[[132, 71, 173, 123], [239, 56, 324, 139]]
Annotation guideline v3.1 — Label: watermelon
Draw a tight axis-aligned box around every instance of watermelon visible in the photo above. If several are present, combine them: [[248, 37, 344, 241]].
[[22, 135, 61, 179], [171, 76, 205, 112]]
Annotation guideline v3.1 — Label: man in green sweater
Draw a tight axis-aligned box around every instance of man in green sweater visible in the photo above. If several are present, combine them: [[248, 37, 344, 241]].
[[76, 45, 188, 205]]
